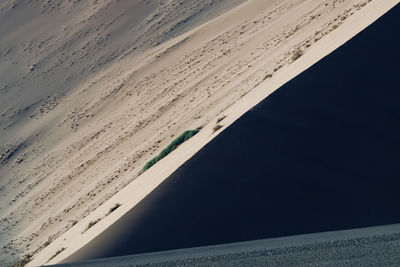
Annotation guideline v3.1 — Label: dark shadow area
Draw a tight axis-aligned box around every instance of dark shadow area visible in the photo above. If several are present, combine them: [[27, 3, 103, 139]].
[[65, 4, 400, 262]]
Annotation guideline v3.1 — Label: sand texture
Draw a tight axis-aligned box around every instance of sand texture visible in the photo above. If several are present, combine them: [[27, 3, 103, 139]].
[[0, 0, 397, 265], [57, 3, 400, 263]]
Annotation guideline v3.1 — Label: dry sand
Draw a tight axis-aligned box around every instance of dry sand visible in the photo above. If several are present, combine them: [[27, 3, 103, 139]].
[[0, 0, 397, 266]]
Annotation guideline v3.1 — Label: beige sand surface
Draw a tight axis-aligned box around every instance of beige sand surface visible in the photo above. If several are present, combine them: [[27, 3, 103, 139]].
[[0, 0, 397, 266]]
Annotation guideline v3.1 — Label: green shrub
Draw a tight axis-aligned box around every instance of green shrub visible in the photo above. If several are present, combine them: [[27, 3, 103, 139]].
[[143, 129, 200, 172]]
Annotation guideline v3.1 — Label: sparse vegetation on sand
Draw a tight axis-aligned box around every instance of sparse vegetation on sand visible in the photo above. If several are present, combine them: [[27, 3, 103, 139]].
[[12, 254, 31, 267], [213, 124, 223, 133], [217, 115, 226, 123], [47, 248, 65, 263], [143, 129, 200, 172], [82, 218, 101, 234], [292, 48, 304, 61], [106, 203, 121, 216], [263, 73, 273, 81]]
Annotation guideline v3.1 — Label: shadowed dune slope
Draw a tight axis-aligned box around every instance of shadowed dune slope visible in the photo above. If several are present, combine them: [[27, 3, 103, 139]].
[[64, 3, 400, 262]]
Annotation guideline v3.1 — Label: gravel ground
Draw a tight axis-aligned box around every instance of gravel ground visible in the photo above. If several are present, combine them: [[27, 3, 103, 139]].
[[53, 224, 400, 267], [167, 234, 400, 266]]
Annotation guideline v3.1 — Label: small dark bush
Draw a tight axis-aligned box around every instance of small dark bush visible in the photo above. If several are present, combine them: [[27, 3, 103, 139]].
[[82, 218, 101, 234], [106, 203, 121, 215], [143, 129, 200, 172], [217, 115, 226, 123], [263, 73, 273, 81], [292, 49, 304, 61], [47, 248, 65, 263], [213, 124, 223, 133], [87, 219, 99, 229]]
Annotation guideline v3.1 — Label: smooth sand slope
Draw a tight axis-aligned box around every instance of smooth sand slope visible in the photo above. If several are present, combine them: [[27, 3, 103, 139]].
[[28, 0, 400, 266], [55, 2, 400, 263], [0, 0, 397, 265]]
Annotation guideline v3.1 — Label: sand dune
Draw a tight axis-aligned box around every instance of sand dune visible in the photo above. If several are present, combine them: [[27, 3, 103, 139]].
[[60, 3, 400, 262], [0, 0, 396, 265]]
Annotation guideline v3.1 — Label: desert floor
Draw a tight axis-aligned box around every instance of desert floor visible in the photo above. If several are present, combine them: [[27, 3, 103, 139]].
[[55, 224, 400, 267]]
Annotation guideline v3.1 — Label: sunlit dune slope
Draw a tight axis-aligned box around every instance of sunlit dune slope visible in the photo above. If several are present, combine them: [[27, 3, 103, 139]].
[[0, 0, 386, 265]]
